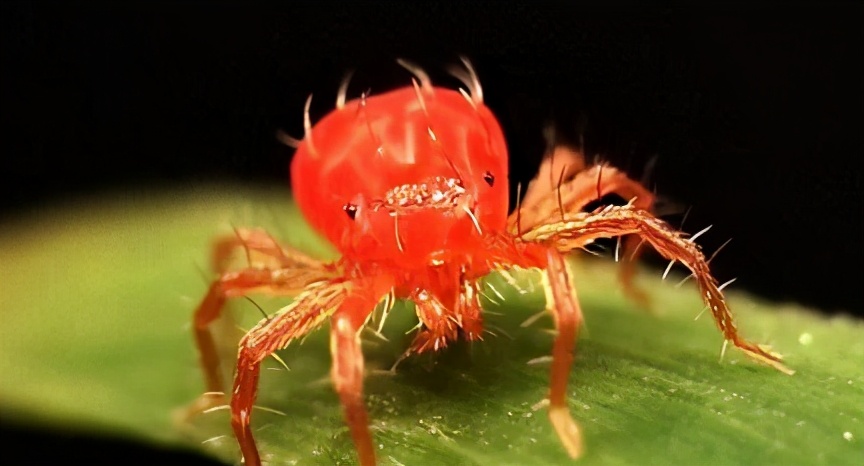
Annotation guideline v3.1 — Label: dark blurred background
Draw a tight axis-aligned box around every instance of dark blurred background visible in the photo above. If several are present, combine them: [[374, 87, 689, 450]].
[[0, 2, 861, 464]]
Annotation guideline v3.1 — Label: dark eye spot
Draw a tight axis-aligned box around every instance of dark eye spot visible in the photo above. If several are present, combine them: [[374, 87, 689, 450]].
[[343, 203, 358, 220], [483, 171, 495, 187]]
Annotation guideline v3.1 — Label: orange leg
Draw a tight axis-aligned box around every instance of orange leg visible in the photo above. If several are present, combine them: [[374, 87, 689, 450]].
[[193, 281, 229, 395], [455, 280, 484, 341], [521, 204, 793, 375], [330, 295, 380, 466], [227, 279, 352, 466], [617, 234, 652, 310], [192, 229, 336, 398], [410, 290, 458, 353], [407, 278, 486, 355], [193, 269, 275, 395], [193, 230, 289, 398], [543, 248, 585, 458], [511, 157, 656, 309], [212, 227, 330, 272], [187, 228, 346, 466], [519, 145, 587, 209], [228, 276, 392, 466], [510, 160, 655, 234], [231, 344, 263, 466]]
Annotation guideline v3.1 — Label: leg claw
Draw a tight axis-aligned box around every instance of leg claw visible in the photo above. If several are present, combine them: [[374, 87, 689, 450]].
[[549, 406, 584, 459]]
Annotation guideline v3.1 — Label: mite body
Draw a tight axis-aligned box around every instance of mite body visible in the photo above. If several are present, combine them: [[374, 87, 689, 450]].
[[187, 60, 791, 465]]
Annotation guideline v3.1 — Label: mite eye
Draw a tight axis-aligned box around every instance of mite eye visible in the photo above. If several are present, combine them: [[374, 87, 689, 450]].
[[343, 203, 358, 220], [483, 171, 495, 187]]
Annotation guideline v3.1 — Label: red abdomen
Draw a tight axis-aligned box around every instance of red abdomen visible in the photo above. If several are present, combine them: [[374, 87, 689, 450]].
[[291, 86, 510, 269]]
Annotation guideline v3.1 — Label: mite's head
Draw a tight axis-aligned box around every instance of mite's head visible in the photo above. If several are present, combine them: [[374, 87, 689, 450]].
[[289, 59, 509, 267]]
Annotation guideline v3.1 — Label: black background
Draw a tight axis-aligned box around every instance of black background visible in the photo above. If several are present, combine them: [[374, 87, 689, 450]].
[[1, 2, 861, 465]]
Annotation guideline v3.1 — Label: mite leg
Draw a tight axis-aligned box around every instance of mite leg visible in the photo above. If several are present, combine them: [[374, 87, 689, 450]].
[[519, 144, 587, 209], [409, 290, 458, 354], [195, 230, 288, 399], [511, 159, 656, 308], [189, 268, 288, 415], [191, 229, 334, 409], [455, 280, 484, 341], [232, 345, 263, 466], [510, 161, 655, 233], [330, 277, 394, 466], [192, 265, 332, 398], [212, 227, 328, 272], [331, 305, 375, 465], [543, 248, 585, 458], [520, 204, 792, 374], [396, 282, 483, 367], [617, 234, 652, 309], [194, 281, 230, 396], [229, 279, 355, 466]]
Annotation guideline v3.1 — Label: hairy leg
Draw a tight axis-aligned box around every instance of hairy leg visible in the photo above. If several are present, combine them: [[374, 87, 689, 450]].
[[455, 280, 484, 341], [329, 276, 394, 466], [521, 203, 792, 374], [192, 229, 336, 398], [212, 227, 332, 272], [187, 268, 329, 420], [518, 145, 587, 210], [193, 269, 278, 397], [410, 290, 458, 353], [617, 234, 652, 309], [510, 160, 655, 234], [229, 279, 355, 466], [407, 277, 485, 355], [511, 156, 656, 308], [542, 248, 585, 458]]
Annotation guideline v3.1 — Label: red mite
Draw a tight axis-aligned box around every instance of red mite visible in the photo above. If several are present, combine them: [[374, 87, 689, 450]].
[[187, 59, 792, 465]]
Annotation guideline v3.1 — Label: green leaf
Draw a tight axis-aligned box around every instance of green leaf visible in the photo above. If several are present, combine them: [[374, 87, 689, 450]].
[[1, 184, 861, 465]]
